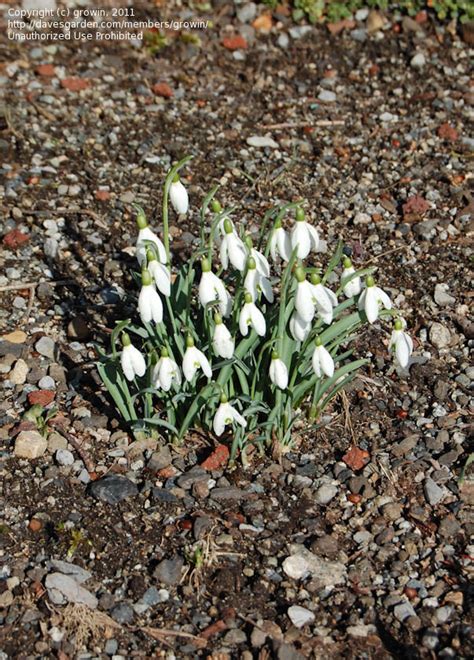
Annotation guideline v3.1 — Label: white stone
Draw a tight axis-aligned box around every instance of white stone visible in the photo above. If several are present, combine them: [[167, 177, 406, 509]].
[[283, 545, 347, 587], [429, 322, 451, 349], [9, 359, 29, 385], [14, 430, 47, 459], [288, 605, 315, 628], [246, 135, 279, 149]]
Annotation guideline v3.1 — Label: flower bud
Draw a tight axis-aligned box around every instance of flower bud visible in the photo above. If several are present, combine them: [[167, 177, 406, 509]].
[[214, 313, 223, 325], [315, 336, 322, 347], [211, 199, 222, 213], [135, 206, 148, 230], [223, 218, 233, 234], [247, 256, 256, 270], [141, 269, 153, 286], [185, 334, 195, 348], [220, 393, 228, 404], [121, 332, 131, 347], [201, 257, 211, 273], [394, 319, 403, 331], [310, 273, 321, 285], [295, 266, 306, 283], [343, 256, 353, 268], [295, 207, 305, 222], [271, 350, 279, 360], [244, 292, 253, 304], [366, 275, 375, 288], [160, 347, 169, 358]]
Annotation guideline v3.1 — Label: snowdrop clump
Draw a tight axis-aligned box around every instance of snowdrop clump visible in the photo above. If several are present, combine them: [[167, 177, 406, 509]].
[[98, 157, 415, 464]]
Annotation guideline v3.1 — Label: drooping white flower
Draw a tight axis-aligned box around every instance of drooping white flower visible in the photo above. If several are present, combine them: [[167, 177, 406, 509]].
[[182, 336, 212, 382], [244, 257, 274, 304], [269, 219, 291, 262], [169, 176, 189, 215], [239, 292, 266, 337], [153, 348, 181, 391], [310, 274, 337, 324], [244, 236, 270, 277], [341, 257, 361, 298], [220, 218, 247, 271], [291, 207, 319, 260], [147, 250, 171, 297], [199, 259, 232, 317], [213, 396, 247, 436], [312, 338, 335, 378], [389, 319, 413, 368], [269, 353, 288, 390], [289, 311, 311, 342], [358, 276, 392, 324], [294, 268, 316, 324], [138, 269, 163, 324], [136, 225, 167, 267], [212, 315, 235, 359], [120, 333, 146, 381]]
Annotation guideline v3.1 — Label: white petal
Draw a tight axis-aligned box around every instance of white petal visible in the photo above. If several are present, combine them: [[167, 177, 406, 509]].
[[319, 345, 334, 377], [228, 234, 246, 271], [213, 324, 234, 358], [129, 344, 146, 378], [149, 261, 170, 297], [306, 223, 319, 250], [244, 269, 258, 302], [295, 281, 315, 323], [312, 350, 322, 377], [291, 223, 311, 260], [364, 288, 379, 324], [289, 312, 311, 341], [196, 348, 212, 378], [213, 404, 228, 436], [277, 228, 292, 262], [219, 238, 229, 270], [259, 275, 274, 303], [358, 289, 367, 311], [230, 406, 247, 428], [324, 286, 338, 307], [169, 180, 189, 215], [239, 304, 251, 336], [252, 249, 270, 277], [270, 359, 288, 389], [121, 348, 135, 381], [317, 306, 333, 325], [375, 286, 392, 311], [269, 233, 278, 261], [250, 303, 266, 336], [395, 332, 412, 368], [182, 349, 197, 382], [139, 285, 163, 324], [137, 227, 167, 264], [311, 283, 333, 314]]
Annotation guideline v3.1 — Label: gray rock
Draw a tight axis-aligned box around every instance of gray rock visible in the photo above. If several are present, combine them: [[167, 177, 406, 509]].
[[411, 53, 426, 68], [434, 283, 455, 307], [282, 545, 347, 587], [14, 430, 48, 459], [277, 33, 289, 49], [314, 483, 338, 504], [429, 322, 451, 349], [153, 555, 184, 586], [394, 601, 416, 622], [104, 639, 119, 655], [44, 237, 59, 258], [236, 2, 256, 23], [49, 560, 91, 584], [289, 25, 312, 39], [88, 474, 138, 504], [176, 466, 207, 489], [38, 375, 55, 389], [110, 602, 135, 624], [148, 445, 173, 471], [435, 606, 453, 623], [55, 448, 74, 466], [35, 336, 56, 359], [223, 628, 247, 644], [246, 135, 279, 149], [318, 90, 336, 103], [45, 572, 97, 609], [414, 219, 438, 240], [424, 477, 445, 505], [210, 487, 248, 501], [287, 605, 315, 628]]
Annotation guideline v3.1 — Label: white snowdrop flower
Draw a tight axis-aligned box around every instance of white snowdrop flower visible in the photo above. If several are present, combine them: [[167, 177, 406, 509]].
[[169, 175, 189, 215], [182, 335, 212, 382], [138, 269, 163, 324], [294, 267, 316, 324], [310, 274, 337, 314], [269, 352, 288, 390], [341, 257, 361, 298], [269, 218, 291, 262], [198, 258, 232, 317], [220, 218, 247, 272], [358, 275, 392, 324], [291, 207, 319, 260], [239, 292, 266, 337], [213, 395, 247, 436], [152, 348, 181, 391], [389, 319, 413, 368], [244, 236, 270, 278], [120, 333, 146, 381], [136, 208, 167, 266], [147, 249, 171, 297], [289, 311, 311, 342], [312, 338, 335, 378], [244, 257, 274, 304], [212, 314, 235, 359]]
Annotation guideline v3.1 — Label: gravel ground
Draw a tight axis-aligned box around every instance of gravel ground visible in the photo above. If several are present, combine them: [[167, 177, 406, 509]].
[[1, 1, 473, 658]]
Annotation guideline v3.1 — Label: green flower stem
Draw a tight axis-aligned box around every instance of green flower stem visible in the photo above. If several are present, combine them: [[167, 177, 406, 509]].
[[163, 155, 193, 266]]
